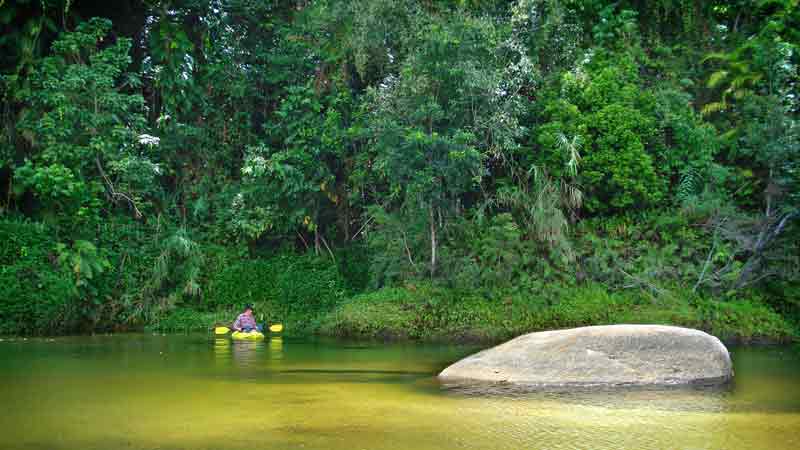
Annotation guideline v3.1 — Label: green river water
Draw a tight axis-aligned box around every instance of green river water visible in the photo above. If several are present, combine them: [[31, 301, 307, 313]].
[[0, 334, 798, 450]]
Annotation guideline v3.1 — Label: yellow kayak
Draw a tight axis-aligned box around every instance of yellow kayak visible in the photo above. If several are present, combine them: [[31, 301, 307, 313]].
[[231, 330, 265, 340]]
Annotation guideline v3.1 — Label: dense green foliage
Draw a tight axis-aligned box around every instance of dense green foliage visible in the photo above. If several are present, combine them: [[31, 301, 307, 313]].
[[0, 219, 75, 334], [207, 254, 345, 327], [320, 284, 794, 343], [0, 0, 798, 341]]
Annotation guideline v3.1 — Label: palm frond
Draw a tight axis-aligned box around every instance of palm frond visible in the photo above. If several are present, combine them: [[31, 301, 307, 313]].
[[701, 101, 727, 116], [707, 70, 729, 88]]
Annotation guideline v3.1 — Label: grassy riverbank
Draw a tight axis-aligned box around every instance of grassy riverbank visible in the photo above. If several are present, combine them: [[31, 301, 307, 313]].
[[322, 285, 797, 344], [2, 219, 795, 343], [148, 283, 796, 344]]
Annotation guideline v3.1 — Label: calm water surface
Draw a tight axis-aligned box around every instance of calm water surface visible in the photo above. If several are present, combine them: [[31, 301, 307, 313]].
[[0, 334, 798, 450]]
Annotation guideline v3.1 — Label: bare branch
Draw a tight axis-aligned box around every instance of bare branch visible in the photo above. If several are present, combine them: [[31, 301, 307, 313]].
[[296, 231, 310, 251], [400, 230, 418, 273], [351, 215, 375, 241], [694, 218, 726, 292], [95, 156, 142, 219], [319, 232, 336, 263]]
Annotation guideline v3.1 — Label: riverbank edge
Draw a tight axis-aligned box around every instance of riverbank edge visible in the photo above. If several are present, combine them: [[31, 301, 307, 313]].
[[3, 285, 796, 345], [137, 284, 798, 345], [320, 285, 798, 344]]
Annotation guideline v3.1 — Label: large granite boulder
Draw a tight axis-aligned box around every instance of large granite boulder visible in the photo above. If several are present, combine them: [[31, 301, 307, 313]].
[[439, 325, 732, 387]]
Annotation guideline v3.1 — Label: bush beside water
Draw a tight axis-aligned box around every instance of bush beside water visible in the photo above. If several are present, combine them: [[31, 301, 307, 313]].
[[2, 6, 799, 347], [205, 254, 346, 330], [0, 220, 76, 334], [318, 284, 796, 344], [1, 215, 795, 343]]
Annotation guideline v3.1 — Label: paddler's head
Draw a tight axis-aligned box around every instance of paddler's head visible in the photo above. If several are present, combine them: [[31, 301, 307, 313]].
[[243, 304, 254, 315]]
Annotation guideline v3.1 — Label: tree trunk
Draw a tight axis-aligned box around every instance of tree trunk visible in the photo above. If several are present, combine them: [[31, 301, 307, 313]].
[[430, 205, 437, 278], [314, 203, 321, 256], [314, 226, 321, 256]]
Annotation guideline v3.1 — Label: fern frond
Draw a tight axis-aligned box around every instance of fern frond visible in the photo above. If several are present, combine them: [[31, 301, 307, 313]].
[[730, 75, 751, 90], [677, 167, 703, 202], [718, 128, 739, 142], [701, 52, 730, 63], [701, 101, 727, 116], [707, 70, 729, 88]]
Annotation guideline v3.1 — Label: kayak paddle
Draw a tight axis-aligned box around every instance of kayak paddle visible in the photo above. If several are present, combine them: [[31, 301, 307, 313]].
[[213, 324, 283, 334]]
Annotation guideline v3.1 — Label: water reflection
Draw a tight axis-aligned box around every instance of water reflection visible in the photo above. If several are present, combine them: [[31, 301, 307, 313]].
[[230, 340, 263, 370], [269, 336, 284, 360], [1, 335, 796, 450], [212, 336, 285, 370], [213, 337, 266, 371], [213, 337, 230, 364], [440, 379, 732, 414]]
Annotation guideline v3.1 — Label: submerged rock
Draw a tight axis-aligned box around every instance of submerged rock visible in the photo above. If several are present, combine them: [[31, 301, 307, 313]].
[[439, 325, 732, 387]]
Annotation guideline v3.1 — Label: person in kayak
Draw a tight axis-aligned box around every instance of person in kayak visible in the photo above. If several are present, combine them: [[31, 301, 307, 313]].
[[232, 304, 262, 333]]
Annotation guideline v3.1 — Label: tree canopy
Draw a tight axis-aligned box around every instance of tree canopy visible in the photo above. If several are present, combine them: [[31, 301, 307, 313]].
[[0, 0, 798, 335]]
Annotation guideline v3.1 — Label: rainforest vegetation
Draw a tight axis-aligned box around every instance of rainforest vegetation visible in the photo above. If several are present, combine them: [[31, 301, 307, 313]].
[[1, 0, 798, 342]]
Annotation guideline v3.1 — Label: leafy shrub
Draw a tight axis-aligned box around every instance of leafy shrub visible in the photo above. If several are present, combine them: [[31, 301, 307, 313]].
[[694, 297, 795, 342], [147, 307, 235, 333], [207, 253, 346, 328], [335, 244, 371, 295], [13, 18, 154, 224], [761, 281, 800, 328], [320, 284, 549, 341], [536, 54, 667, 213], [0, 219, 77, 334], [318, 287, 420, 339], [319, 283, 796, 343]]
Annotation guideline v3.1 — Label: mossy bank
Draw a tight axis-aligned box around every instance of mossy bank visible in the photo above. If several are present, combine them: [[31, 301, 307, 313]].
[[2, 226, 795, 344], [152, 281, 796, 345], [316, 284, 796, 344]]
